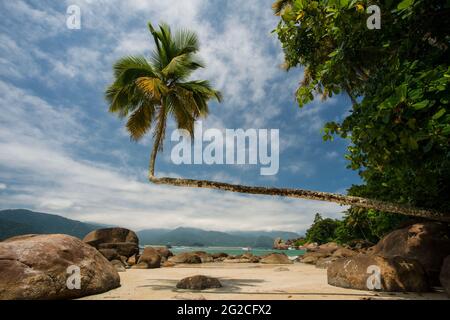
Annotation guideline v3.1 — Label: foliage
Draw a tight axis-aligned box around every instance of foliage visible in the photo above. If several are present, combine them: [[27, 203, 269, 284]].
[[294, 238, 308, 246], [273, 0, 450, 212], [106, 22, 222, 175], [334, 207, 410, 244], [305, 213, 341, 244], [304, 209, 409, 245]]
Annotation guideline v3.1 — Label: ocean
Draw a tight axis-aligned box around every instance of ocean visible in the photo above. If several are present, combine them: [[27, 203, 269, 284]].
[[147, 246, 306, 258]]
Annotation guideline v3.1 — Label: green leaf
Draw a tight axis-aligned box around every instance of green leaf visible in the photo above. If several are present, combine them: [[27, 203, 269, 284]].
[[397, 0, 414, 10], [411, 100, 429, 110], [395, 84, 407, 101], [328, 50, 339, 57], [408, 137, 418, 150], [432, 108, 446, 120]]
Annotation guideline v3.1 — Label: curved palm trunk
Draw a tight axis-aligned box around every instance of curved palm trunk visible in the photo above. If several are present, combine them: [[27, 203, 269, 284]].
[[149, 105, 167, 177], [149, 175, 450, 222]]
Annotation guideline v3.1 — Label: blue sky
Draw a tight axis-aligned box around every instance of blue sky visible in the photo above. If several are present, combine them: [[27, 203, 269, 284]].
[[0, 0, 361, 233]]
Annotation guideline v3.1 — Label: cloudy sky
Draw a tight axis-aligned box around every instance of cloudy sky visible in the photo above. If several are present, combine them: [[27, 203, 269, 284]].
[[0, 0, 360, 233]]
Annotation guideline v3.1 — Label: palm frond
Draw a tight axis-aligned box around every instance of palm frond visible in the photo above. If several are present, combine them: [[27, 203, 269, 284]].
[[126, 103, 156, 141], [272, 0, 292, 15], [178, 80, 223, 103], [174, 29, 200, 55], [136, 77, 169, 101]]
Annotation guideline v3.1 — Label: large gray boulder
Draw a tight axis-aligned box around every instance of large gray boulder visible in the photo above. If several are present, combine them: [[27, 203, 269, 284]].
[[327, 254, 429, 292], [372, 222, 450, 284], [83, 228, 139, 259], [137, 247, 161, 269], [0, 234, 120, 300]]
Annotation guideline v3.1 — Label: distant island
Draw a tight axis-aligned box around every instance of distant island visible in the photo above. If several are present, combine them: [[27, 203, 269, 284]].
[[0, 209, 300, 248]]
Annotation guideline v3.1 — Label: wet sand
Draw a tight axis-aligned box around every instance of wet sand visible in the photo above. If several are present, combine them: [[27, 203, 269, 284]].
[[81, 263, 449, 300]]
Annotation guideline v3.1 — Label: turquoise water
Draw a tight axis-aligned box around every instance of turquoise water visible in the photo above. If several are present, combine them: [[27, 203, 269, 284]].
[[167, 246, 305, 257]]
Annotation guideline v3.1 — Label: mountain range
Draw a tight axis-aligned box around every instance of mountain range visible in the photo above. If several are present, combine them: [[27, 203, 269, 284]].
[[0, 209, 300, 248], [136, 228, 299, 248], [0, 209, 103, 241]]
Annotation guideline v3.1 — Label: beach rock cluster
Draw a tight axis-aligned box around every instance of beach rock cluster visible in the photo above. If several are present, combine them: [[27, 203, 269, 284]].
[[297, 242, 357, 268], [131, 246, 174, 269], [273, 237, 306, 250], [324, 222, 450, 293], [0, 234, 120, 300], [83, 227, 140, 272]]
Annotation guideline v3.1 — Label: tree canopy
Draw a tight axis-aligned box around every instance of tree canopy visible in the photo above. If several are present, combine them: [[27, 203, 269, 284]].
[[273, 0, 450, 213]]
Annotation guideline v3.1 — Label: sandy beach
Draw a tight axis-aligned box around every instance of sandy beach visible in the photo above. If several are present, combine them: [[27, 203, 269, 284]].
[[81, 263, 449, 300]]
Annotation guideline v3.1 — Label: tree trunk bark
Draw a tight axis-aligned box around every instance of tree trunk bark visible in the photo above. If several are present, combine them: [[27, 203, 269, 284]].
[[149, 175, 450, 222], [149, 104, 167, 177]]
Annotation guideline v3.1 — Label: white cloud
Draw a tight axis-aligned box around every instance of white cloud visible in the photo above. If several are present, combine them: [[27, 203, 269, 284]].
[[0, 1, 355, 233], [0, 81, 346, 232]]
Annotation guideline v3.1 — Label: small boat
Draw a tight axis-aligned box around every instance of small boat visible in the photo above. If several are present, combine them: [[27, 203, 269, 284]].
[[242, 247, 251, 251]]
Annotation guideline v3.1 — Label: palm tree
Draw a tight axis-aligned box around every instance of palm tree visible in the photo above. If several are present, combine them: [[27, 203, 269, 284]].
[[107, 22, 449, 223], [106, 22, 222, 177]]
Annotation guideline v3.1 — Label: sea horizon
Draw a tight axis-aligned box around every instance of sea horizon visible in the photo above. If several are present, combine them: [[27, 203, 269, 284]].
[[143, 245, 306, 258]]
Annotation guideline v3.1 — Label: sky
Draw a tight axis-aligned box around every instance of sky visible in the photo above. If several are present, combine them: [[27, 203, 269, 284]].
[[0, 0, 361, 233]]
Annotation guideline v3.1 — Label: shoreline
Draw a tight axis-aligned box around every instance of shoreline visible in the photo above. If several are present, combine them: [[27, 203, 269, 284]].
[[80, 263, 449, 300]]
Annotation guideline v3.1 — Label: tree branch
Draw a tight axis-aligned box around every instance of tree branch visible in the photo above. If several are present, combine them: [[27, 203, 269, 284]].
[[149, 175, 450, 222]]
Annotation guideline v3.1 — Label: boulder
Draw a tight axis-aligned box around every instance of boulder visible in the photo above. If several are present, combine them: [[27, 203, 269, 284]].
[[111, 260, 126, 272], [193, 251, 214, 263], [247, 256, 261, 263], [119, 255, 129, 267], [83, 227, 138, 246], [304, 242, 319, 252], [137, 247, 161, 269], [169, 252, 202, 264], [0, 234, 120, 300], [318, 242, 340, 254], [440, 256, 450, 297], [212, 252, 228, 259], [346, 239, 374, 251], [315, 257, 339, 269], [332, 248, 357, 259], [241, 252, 254, 259], [162, 261, 176, 268], [176, 275, 222, 290], [127, 254, 138, 266], [97, 242, 139, 258], [98, 248, 119, 261], [83, 228, 139, 258], [131, 262, 149, 269], [327, 254, 429, 292], [273, 238, 289, 250], [260, 253, 293, 264], [213, 257, 226, 262], [299, 251, 330, 265], [372, 222, 450, 284], [153, 247, 173, 259]]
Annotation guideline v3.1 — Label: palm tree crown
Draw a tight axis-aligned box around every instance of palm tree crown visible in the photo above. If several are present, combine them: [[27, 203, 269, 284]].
[[106, 22, 222, 176]]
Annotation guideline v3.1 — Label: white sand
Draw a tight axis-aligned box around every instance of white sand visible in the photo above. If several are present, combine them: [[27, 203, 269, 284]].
[[81, 263, 449, 300]]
